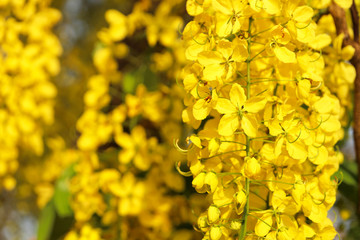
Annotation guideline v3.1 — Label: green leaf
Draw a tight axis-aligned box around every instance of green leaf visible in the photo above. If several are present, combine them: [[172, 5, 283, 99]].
[[142, 67, 158, 91], [37, 200, 56, 240], [342, 160, 358, 176], [122, 66, 159, 95], [341, 169, 357, 186], [122, 72, 138, 94], [53, 164, 75, 217]]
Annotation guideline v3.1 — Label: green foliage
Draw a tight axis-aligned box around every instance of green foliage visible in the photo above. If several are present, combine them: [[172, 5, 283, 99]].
[[54, 164, 75, 217], [38, 200, 56, 240]]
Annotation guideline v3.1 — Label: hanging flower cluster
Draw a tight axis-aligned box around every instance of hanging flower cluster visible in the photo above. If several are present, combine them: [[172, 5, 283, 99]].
[[0, 0, 61, 191], [0, 0, 356, 238], [181, 0, 354, 239], [31, 0, 203, 239]]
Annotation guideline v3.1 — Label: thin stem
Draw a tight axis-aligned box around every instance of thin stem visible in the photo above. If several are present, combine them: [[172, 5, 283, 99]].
[[250, 48, 266, 61], [200, 149, 246, 161], [250, 79, 296, 84], [239, 17, 253, 240], [220, 140, 247, 146]]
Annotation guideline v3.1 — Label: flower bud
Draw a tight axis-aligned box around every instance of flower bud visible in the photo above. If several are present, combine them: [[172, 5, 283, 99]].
[[244, 157, 261, 178], [198, 215, 209, 230], [230, 220, 242, 230], [210, 226, 222, 240], [207, 205, 220, 223]]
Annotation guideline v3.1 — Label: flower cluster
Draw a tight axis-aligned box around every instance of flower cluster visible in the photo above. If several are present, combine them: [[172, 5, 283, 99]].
[[0, 0, 61, 191], [181, 0, 354, 239], [0, 0, 356, 239], [31, 0, 203, 239]]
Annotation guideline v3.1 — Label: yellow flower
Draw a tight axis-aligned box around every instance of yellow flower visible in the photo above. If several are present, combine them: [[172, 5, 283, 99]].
[[193, 89, 219, 120], [116, 126, 155, 171], [105, 10, 128, 41], [216, 83, 266, 137]]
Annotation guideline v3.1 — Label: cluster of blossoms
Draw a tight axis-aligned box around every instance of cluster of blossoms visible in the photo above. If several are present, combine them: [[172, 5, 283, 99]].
[[0, 0, 61, 191], [32, 0, 203, 239], [181, 0, 354, 239], [0, 0, 357, 239]]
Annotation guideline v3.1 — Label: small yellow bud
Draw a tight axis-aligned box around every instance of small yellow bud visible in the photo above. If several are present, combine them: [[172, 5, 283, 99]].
[[244, 157, 261, 178], [207, 205, 221, 223], [230, 220, 242, 230], [209, 226, 222, 240], [189, 135, 202, 148], [198, 215, 209, 230]]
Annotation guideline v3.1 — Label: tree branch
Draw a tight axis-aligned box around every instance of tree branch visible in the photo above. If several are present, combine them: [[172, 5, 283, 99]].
[[351, 1, 360, 43], [330, 1, 360, 216]]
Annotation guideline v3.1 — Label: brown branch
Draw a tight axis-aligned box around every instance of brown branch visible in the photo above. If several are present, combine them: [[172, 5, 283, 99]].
[[351, 1, 360, 43], [330, 2, 360, 216]]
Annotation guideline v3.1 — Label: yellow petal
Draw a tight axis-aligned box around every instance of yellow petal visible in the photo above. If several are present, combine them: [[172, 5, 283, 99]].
[[198, 51, 224, 66], [302, 224, 316, 238], [241, 114, 258, 138], [204, 171, 218, 193], [218, 114, 239, 136], [115, 133, 133, 149], [190, 135, 202, 148], [193, 99, 212, 120], [119, 149, 135, 165], [313, 95, 333, 114], [134, 154, 149, 171], [335, 61, 356, 84], [215, 13, 235, 37], [274, 46, 297, 63], [216, 98, 237, 114], [186, 0, 204, 16], [286, 141, 307, 161], [320, 115, 341, 133], [230, 83, 247, 109], [308, 145, 328, 165], [334, 0, 352, 9], [203, 64, 226, 81], [263, 0, 281, 15], [183, 73, 198, 92], [274, 135, 284, 157], [208, 138, 220, 156], [293, 6, 313, 22], [232, 39, 248, 62], [244, 96, 267, 113], [255, 213, 273, 237], [296, 22, 316, 43], [297, 80, 311, 99], [212, 0, 233, 15], [341, 45, 355, 61], [309, 34, 332, 50], [192, 172, 206, 191], [217, 40, 233, 60]]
